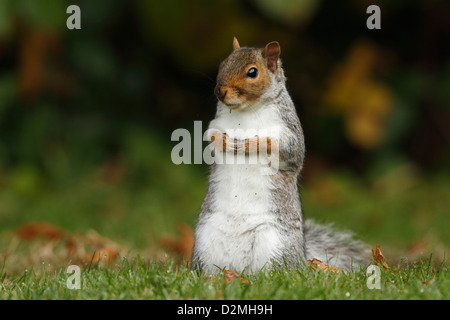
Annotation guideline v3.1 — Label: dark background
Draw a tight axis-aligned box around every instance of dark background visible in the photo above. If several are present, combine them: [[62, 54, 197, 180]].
[[0, 0, 449, 261]]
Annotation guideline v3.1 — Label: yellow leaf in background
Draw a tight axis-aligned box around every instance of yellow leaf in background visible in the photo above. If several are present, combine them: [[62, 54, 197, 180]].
[[322, 40, 393, 149], [346, 40, 377, 79], [346, 110, 383, 149]]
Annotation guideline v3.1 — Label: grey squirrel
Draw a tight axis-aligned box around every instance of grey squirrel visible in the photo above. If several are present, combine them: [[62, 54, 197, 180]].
[[191, 38, 369, 274]]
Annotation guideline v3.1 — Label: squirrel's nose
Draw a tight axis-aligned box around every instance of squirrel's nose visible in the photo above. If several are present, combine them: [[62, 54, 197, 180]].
[[214, 86, 228, 102]]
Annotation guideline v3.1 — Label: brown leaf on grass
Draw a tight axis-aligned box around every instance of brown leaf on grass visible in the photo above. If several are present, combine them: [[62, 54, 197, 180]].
[[82, 247, 119, 266], [159, 223, 194, 260], [65, 237, 77, 254], [223, 269, 250, 285], [422, 278, 435, 286], [307, 258, 341, 273], [372, 244, 389, 269], [240, 276, 250, 285], [16, 222, 66, 241], [223, 269, 239, 283], [4, 224, 128, 275], [208, 269, 250, 285], [407, 239, 426, 255]]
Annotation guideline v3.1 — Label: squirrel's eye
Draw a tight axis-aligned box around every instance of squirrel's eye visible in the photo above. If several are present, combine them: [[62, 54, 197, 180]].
[[246, 67, 258, 78]]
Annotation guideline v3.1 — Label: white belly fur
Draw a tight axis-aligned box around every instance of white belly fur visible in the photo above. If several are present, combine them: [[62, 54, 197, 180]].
[[196, 103, 285, 274], [196, 162, 283, 274]]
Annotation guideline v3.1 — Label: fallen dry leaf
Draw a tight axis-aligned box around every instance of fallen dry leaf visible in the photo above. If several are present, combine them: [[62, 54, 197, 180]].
[[307, 258, 341, 273], [372, 244, 389, 269], [422, 278, 435, 286], [82, 247, 119, 266], [159, 223, 194, 259], [16, 222, 66, 241], [223, 269, 250, 285], [208, 269, 250, 285], [2, 223, 129, 275], [223, 269, 240, 283], [240, 276, 250, 285]]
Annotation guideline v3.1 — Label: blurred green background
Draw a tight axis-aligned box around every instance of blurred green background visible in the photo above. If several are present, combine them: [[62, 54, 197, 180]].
[[0, 0, 449, 262]]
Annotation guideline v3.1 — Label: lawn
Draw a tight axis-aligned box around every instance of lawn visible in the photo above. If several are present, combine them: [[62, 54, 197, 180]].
[[0, 142, 449, 300], [1, 254, 448, 300]]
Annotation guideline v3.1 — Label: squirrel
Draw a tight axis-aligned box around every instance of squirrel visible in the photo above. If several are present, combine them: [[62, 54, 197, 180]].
[[191, 37, 369, 274]]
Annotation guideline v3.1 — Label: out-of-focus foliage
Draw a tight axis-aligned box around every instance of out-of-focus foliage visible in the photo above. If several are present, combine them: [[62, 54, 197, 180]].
[[0, 0, 449, 250], [323, 40, 394, 149], [253, 0, 321, 26]]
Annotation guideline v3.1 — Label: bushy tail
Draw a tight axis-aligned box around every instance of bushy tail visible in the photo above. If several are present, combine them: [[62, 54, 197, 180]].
[[304, 220, 370, 270]]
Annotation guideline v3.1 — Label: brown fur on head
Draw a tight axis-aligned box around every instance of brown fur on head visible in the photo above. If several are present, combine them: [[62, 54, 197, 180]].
[[214, 38, 281, 109]]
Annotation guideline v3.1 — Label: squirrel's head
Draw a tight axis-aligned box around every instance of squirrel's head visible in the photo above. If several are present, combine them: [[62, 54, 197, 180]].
[[214, 37, 282, 110]]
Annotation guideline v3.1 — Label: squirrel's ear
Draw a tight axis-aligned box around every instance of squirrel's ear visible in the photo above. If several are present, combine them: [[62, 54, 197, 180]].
[[232, 37, 240, 50], [262, 41, 281, 73]]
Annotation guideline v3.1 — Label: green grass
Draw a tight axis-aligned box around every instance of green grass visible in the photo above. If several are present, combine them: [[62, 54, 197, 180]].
[[1, 255, 448, 300], [0, 129, 449, 300]]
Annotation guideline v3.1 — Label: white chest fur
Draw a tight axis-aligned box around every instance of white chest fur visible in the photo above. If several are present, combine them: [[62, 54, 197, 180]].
[[210, 101, 284, 139], [196, 102, 285, 274]]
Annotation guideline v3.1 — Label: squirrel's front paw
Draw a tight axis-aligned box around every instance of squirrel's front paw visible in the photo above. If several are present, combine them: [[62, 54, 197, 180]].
[[209, 130, 227, 152], [209, 130, 243, 153]]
